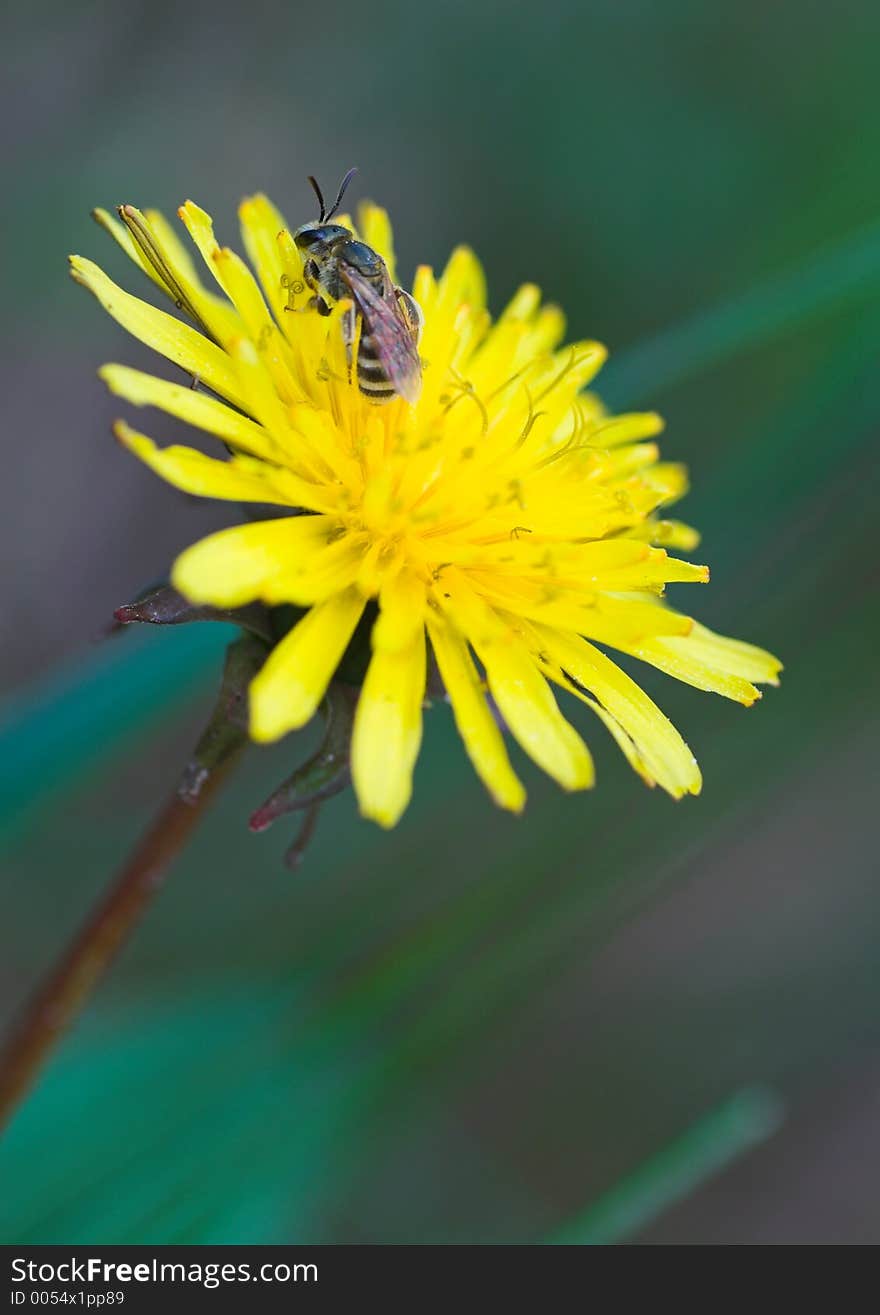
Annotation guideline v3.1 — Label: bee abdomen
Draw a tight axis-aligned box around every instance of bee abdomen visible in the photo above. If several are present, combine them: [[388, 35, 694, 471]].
[[356, 329, 395, 401]]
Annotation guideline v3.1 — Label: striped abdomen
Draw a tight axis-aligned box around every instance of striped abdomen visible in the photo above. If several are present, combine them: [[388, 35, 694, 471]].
[[356, 326, 397, 401], [336, 255, 423, 405]]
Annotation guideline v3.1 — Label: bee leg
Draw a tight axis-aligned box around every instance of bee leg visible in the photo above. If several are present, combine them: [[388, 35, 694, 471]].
[[285, 294, 326, 317], [301, 259, 331, 315], [301, 291, 331, 316], [286, 261, 326, 316], [395, 286, 424, 345], [341, 302, 358, 376]]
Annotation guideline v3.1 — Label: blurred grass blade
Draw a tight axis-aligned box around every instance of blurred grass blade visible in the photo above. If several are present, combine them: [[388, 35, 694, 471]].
[[547, 1087, 785, 1245], [0, 625, 229, 840], [603, 221, 880, 405]]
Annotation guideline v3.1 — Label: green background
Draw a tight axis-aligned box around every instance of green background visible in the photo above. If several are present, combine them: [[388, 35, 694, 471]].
[[2, 0, 878, 1243]]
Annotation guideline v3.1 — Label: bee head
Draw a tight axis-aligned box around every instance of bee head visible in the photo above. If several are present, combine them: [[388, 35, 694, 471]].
[[293, 222, 351, 254], [295, 166, 358, 252]]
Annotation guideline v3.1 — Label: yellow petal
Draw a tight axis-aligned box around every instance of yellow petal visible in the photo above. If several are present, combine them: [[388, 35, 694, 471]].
[[411, 264, 437, 311], [588, 594, 695, 640], [100, 364, 275, 459], [440, 574, 593, 791], [94, 206, 242, 341], [351, 630, 426, 827], [465, 539, 707, 591], [427, 616, 525, 812], [531, 341, 608, 405], [211, 245, 302, 404], [226, 336, 302, 449], [664, 621, 783, 685], [638, 519, 702, 550], [532, 625, 702, 798], [263, 534, 369, 606], [438, 246, 487, 311], [587, 411, 665, 447], [372, 570, 427, 652], [629, 634, 765, 704], [467, 573, 694, 645], [177, 200, 223, 281], [171, 515, 336, 608], [210, 244, 277, 343], [275, 226, 307, 315], [250, 588, 366, 741], [143, 208, 205, 289], [116, 204, 234, 345], [91, 207, 168, 295], [638, 461, 690, 505], [238, 193, 292, 328], [69, 256, 245, 408], [179, 200, 278, 343], [114, 421, 322, 509], [500, 283, 541, 322], [641, 553, 709, 586], [623, 619, 782, 704], [480, 640, 594, 791]]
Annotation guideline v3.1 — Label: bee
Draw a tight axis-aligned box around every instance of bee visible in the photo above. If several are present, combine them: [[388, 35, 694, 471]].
[[293, 168, 423, 405]]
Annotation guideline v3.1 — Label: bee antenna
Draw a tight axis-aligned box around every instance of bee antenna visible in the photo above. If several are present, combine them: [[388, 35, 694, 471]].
[[307, 175, 327, 222], [325, 167, 358, 221]]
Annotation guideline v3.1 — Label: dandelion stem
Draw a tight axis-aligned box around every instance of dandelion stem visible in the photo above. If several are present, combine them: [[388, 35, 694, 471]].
[[0, 748, 243, 1133]]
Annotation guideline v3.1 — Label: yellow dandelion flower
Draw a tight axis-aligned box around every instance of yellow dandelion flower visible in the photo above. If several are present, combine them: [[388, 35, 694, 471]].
[[71, 189, 781, 828]]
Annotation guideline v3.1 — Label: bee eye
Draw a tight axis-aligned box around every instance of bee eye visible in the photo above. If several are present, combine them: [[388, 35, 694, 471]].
[[294, 222, 350, 254]]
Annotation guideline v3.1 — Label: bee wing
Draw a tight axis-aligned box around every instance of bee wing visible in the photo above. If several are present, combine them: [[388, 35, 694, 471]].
[[340, 265, 422, 405]]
